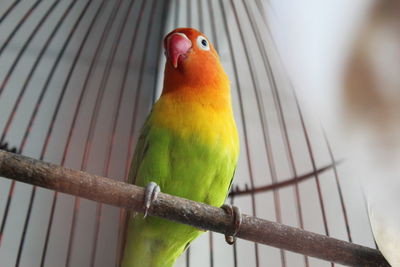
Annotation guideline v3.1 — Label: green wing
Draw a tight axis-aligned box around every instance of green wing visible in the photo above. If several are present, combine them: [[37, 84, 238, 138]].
[[127, 119, 151, 185], [117, 116, 151, 266]]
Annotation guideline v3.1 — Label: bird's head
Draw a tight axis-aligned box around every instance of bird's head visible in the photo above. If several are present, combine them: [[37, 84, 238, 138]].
[[162, 28, 229, 94]]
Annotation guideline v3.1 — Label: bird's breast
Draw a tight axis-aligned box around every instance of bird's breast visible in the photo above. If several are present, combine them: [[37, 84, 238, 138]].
[[151, 94, 239, 156]]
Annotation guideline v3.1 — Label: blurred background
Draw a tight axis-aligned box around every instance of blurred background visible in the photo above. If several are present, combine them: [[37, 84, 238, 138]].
[[0, 0, 396, 266]]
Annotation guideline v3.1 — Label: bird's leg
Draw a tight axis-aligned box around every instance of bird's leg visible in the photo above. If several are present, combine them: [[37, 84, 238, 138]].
[[143, 181, 160, 218], [221, 204, 242, 245]]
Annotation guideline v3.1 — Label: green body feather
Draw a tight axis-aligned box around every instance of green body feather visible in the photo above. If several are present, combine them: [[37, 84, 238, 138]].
[[121, 105, 238, 267]]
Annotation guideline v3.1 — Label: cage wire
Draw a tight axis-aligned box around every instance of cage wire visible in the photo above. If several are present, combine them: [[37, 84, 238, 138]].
[[0, 1, 376, 267]]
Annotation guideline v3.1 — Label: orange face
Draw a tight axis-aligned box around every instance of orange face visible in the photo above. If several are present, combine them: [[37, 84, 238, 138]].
[[162, 28, 228, 94]]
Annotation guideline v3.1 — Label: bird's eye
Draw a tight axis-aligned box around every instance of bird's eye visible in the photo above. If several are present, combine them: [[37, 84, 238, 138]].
[[197, 36, 210, 51]]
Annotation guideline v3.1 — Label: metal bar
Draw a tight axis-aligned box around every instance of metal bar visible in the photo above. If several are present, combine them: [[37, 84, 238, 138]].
[[0, 0, 42, 56], [116, 2, 159, 265], [87, 0, 138, 265], [15, 1, 93, 265], [233, 0, 286, 264], [208, 231, 214, 267], [239, 1, 308, 265], [187, 0, 191, 27], [38, 1, 109, 265], [151, 0, 170, 104], [40, 0, 123, 265], [186, 4, 191, 266], [206, 0, 218, 51], [204, 2, 216, 266], [255, 0, 351, 255], [229, 0, 292, 264], [123, 0, 158, 179], [217, 1, 259, 265], [0, 0, 22, 24], [323, 130, 353, 242], [167, 2, 190, 266], [0, 149, 390, 267], [0, 0, 60, 99], [114, 0, 148, 263], [0, 1, 68, 145], [174, 0, 179, 28], [207, 0, 218, 52], [64, 1, 132, 266], [197, 0, 203, 32], [230, 162, 340, 197], [254, 0, 266, 24], [0, 0, 75, 246], [293, 92, 333, 267], [237, 8, 282, 267]]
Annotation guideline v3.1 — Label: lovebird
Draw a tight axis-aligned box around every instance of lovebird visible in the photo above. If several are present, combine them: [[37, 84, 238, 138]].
[[120, 28, 239, 267]]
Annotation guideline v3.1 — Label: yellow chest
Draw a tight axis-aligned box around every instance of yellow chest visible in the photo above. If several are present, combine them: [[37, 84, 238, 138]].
[[151, 93, 239, 155]]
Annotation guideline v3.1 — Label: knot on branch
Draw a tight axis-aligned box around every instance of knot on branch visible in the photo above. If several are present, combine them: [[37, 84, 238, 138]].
[[0, 141, 20, 154]]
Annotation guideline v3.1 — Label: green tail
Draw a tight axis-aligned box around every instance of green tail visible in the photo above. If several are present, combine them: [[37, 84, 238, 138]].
[[121, 214, 202, 267]]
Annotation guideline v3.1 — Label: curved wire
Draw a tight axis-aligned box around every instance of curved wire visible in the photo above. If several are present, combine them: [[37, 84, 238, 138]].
[[15, 1, 95, 266], [63, 1, 133, 266], [218, 1, 261, 265], [0, 0, 76, 248], [0, 1, 60, 99], [0, 0, 42, 57], [0, 0, 22, 24], [37, 2, 109, 266], [230, 162, 340, 196], [88, 0, 147, 265], [323, 130, 352, 242]]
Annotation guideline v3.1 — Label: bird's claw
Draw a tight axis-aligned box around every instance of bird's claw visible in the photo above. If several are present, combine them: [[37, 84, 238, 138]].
[[221, 204, 242, 245], [143, 182, 160, 218]]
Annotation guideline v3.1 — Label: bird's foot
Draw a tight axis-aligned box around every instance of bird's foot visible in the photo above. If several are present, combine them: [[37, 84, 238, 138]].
[[143, 182, 160, 218], [221, 204, 242, 245]]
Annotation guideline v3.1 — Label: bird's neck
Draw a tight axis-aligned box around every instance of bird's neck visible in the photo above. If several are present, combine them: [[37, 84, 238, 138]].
[[161, 59, 230, 98], [161, 71, 231, 111], [151, 81, 237, 149]]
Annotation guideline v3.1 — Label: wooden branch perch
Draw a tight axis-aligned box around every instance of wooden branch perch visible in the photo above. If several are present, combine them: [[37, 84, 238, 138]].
[[0, 150, 389, 267]]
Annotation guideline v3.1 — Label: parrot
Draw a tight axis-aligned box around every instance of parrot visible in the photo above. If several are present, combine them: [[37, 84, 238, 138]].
[[120, 28, 239, 267]]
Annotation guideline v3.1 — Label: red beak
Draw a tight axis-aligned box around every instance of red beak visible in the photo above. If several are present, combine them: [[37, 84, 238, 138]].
[[166, 33, 192, 68]]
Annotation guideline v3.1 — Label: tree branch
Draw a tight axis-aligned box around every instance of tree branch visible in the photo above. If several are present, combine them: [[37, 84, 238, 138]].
[[0, 150, 389, 267]]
